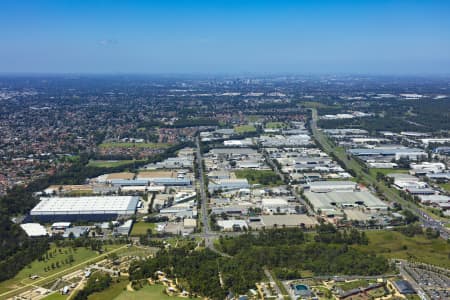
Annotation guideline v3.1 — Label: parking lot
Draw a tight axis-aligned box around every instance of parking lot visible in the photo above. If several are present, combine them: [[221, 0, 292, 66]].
[[404, 264, 450, 300]]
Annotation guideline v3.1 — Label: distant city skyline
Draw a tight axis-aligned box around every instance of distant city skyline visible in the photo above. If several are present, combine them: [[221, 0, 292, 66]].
[[1, 0, 450, 74]]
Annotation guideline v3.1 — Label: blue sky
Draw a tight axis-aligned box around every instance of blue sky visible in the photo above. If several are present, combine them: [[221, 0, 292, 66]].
[[1, 0, 450, 74]]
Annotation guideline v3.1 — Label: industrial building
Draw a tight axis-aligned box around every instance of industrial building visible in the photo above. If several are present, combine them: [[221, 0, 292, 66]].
[[308, 181, 357, 193], [304, 191, 388, 214], [29, 196, 139, 222], [20, 223, 48, 237]]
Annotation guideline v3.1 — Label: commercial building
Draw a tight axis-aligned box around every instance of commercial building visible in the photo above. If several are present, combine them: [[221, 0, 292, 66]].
[[261, 198, 289, 214], [304, 191, 388, 214], [20, 223, 48, 237], [29, 196, 139, 222], [208, 179, 250, 193], [308, 181, 357, 193]]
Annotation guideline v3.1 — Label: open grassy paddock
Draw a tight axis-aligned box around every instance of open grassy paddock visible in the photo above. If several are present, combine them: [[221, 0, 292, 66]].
[[130, 222, 156, 236], [88, 160, 146, 168], [0, 244, 124, 297], [113, 284, 185, 300], [234, 169, 283, 186], [369, 168, 409, 177], [88, 277, 129, 300], [99, 142, 169, 149], [234, 124, 257, 133], [355, 231, 450, 268], [42, 292, 68, 300]]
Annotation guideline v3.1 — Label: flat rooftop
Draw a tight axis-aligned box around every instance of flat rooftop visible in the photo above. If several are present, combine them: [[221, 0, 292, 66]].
[[304, 191, 388, 211], [261, 215, 318, 228], [137, 170, 178, 179], [30, 196, 139, 215]]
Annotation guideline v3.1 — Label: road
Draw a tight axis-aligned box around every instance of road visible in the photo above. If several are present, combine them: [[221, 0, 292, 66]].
[[397, 261, 430, 300], [0, 244, 128, 299], [195, 136, 211, 247], [263, 268, 285, 300], [263, 150, 315, 215], [309, 108, 449, 240]]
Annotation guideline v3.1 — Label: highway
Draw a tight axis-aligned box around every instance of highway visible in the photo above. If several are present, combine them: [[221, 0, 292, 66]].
[[309, 108, 449, 240], [195, 136, 231, 257]]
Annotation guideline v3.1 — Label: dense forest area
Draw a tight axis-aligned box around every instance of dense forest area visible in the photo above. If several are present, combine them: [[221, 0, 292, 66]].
[[129, 226, 390, 299]]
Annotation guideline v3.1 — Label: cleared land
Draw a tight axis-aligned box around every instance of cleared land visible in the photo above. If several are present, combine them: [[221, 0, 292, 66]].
[[99, 142, 169, 149], [233, 124, 257, 133], [355, 231, 450, 268], [88, 160, 145, 168], [130, 222, 156, 236], [234, 169, 282, 186]]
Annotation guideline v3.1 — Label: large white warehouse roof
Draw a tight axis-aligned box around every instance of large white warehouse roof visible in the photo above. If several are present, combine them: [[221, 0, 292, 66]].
[[30, 196, 138, 216]]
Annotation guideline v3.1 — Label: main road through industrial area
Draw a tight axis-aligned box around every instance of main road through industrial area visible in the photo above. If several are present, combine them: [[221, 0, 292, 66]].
[[309, 108, 449, 240]]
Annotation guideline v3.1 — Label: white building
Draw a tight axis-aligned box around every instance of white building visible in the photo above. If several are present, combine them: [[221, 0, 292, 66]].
[[308, 181, 357, 193], [20, 223, 48, 237], [262, 198, 289, 214]]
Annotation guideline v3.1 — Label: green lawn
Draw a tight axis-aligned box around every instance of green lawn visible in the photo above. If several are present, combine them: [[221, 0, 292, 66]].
[[113, 284, 185, 300], [88, 160, 146, 168], [336, 279, 376, 291], [369, 168, 409, 176], [234, 124, 256, 133], [234, 169, 283, 186], [130, 222, 156, 236], [0, 244, 124, 296], [354, 231, 450, 268], [42, 292, 68, 300], [438, 182, 450, 192], [89, 278, 128, 300], [99, 142, 169, 149], [265, 122, 286, 129]]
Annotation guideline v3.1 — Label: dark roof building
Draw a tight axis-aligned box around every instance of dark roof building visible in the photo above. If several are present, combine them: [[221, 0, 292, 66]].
[[393, 280, 416, 295]]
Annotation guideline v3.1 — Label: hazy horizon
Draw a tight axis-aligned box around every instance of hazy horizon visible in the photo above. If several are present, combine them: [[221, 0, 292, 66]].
[[1, 0, 450, 74]]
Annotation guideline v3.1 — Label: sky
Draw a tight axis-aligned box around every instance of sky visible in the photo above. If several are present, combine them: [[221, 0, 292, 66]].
[[1, 0, 450, 74]]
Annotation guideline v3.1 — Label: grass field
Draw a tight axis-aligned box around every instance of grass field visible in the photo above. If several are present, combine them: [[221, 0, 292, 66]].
[[130, 222, 156, 236], [0, 245, 101, 294], [88, 160, 146, 168], [234, 169, 283, 186], [439, 182, 450, 192], [99, 142, 169, 149], [234, 124, 257, 133], [0, 244, 124, 296], [336, 279, 376, 291], [113, 284, 185, 300], [369, 168, 409, 176], [265, 122, 286, 129], [88, 278, 128, 300], [42, 292, 68, 300], [354, 231, 450, 268]]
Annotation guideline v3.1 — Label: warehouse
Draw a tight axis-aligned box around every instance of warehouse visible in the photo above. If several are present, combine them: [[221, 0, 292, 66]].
[[29, 196, 139, 222], [308, 181, 357, 193], [304, 191, 388, 213], [20, 223, 48, 237]]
